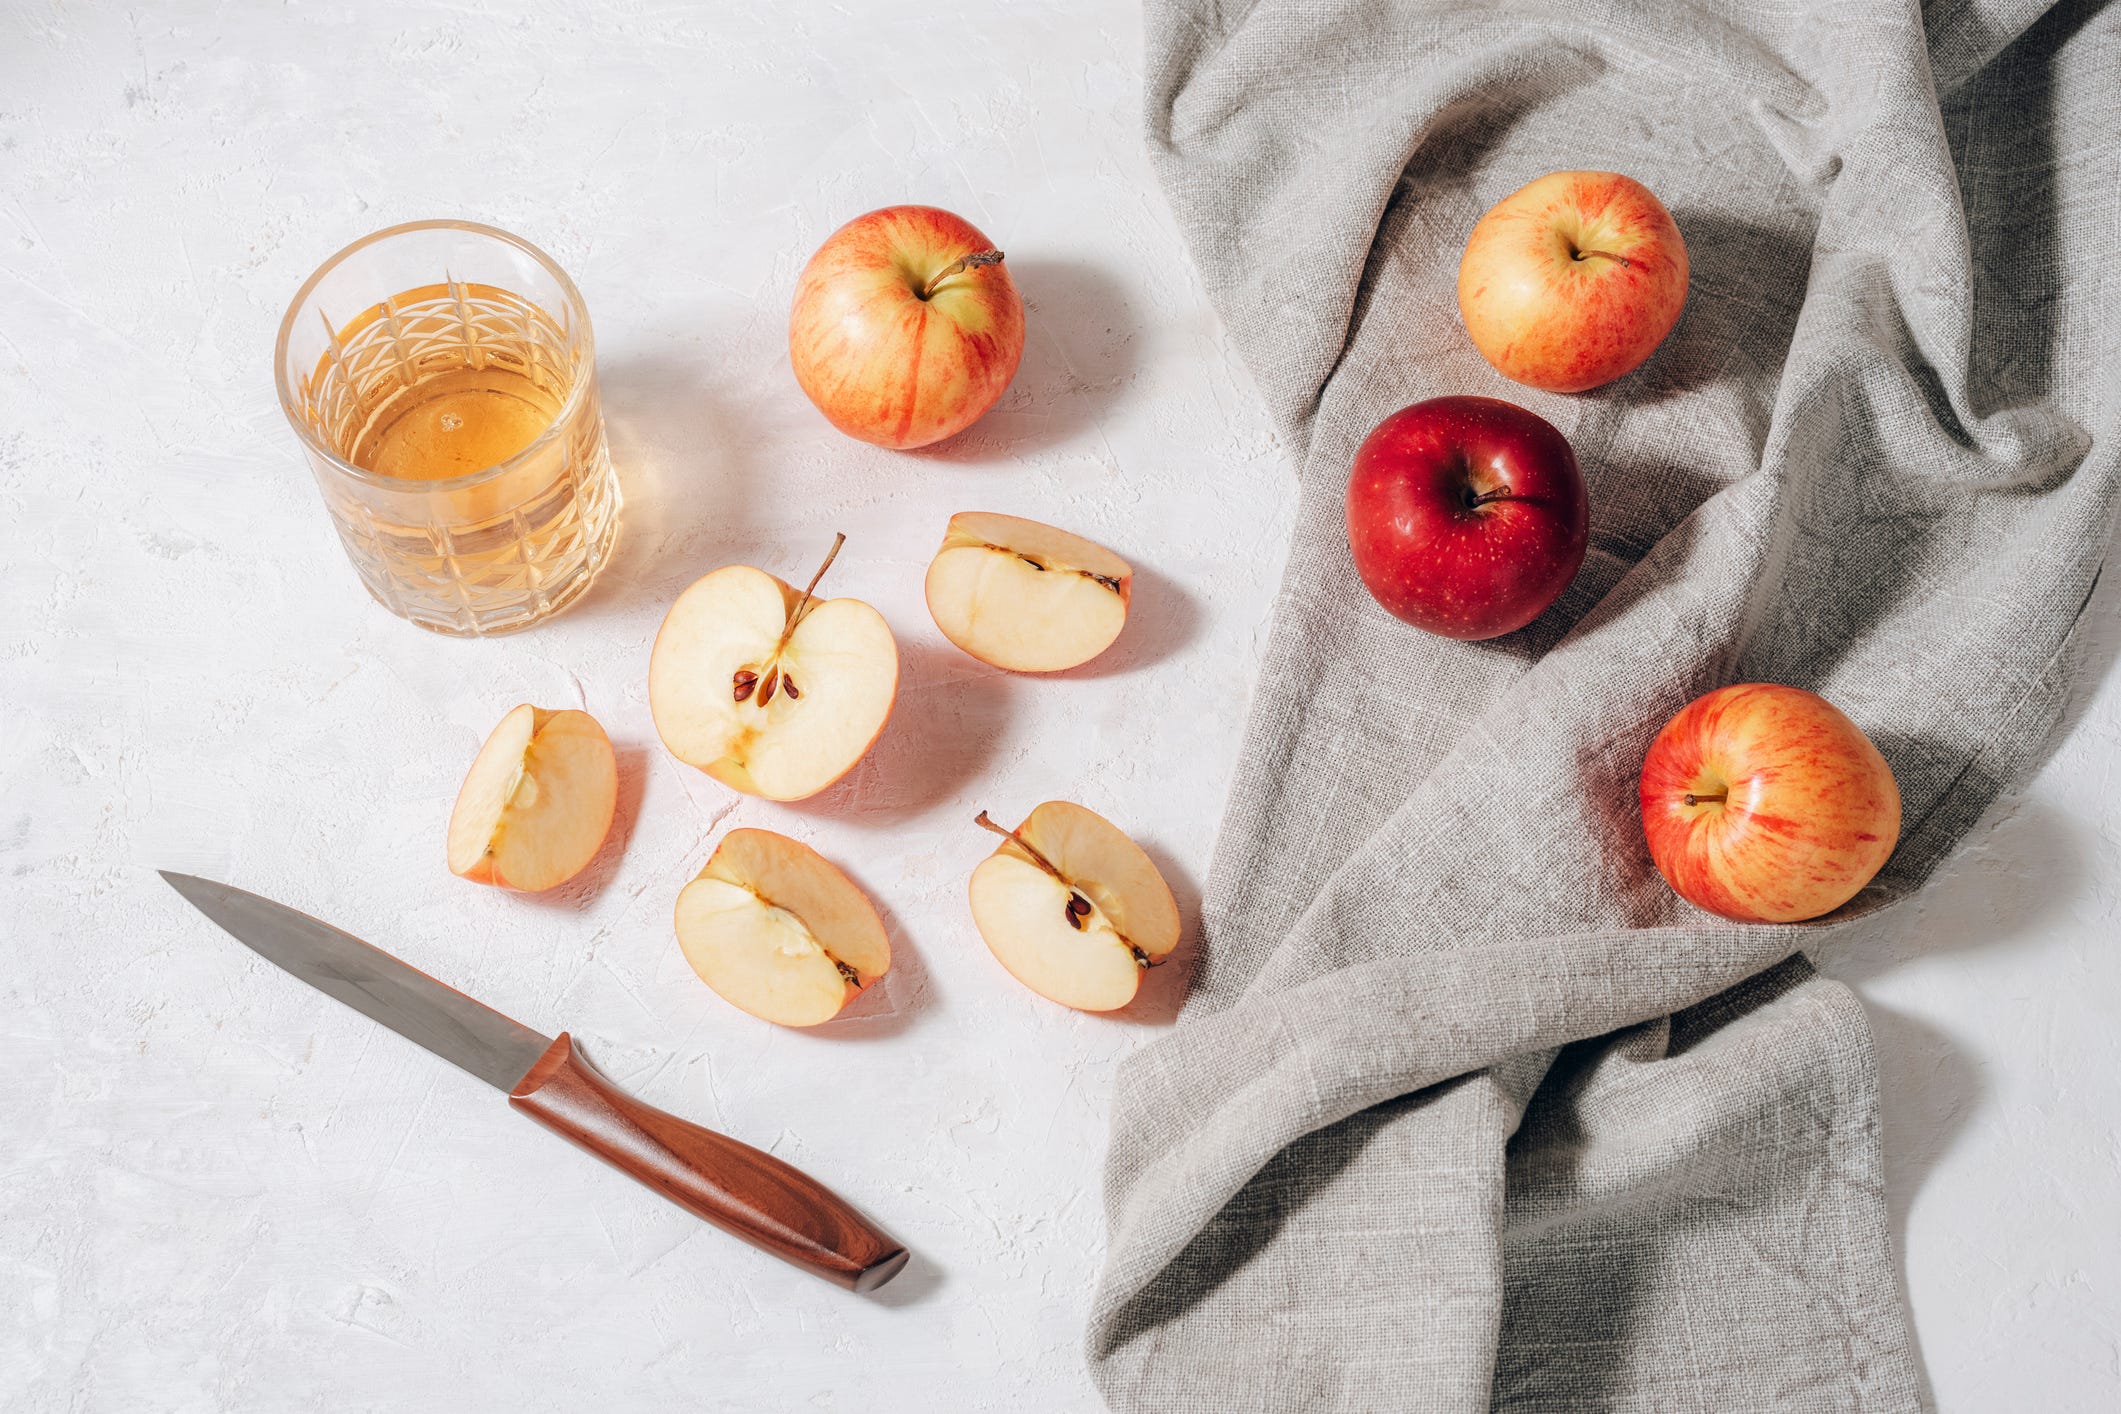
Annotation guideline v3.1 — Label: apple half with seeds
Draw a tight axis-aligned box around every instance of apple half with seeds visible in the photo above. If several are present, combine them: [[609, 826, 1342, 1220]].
[[968, 802, 1180, 1011], [446, 705, 618, 892], [650, 534, 898, 802], [675, 827, 892, 1027], [924, 512, 1132, 672]]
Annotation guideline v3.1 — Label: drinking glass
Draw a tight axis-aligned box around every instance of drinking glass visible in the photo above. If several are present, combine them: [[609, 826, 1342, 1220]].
[[274, 220, 620, 636]]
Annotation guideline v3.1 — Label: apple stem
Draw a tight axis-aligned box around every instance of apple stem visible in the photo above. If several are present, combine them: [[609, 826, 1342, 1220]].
[[1468, 488, 1516, 508], [743, 533, 847, 705], [919, 249, 1004, 300], [1684, 792, 1728, 806], [788, 532, 845, 630], [775, 530, 845, 650], [1572, 247, 1632, 268], [973, 811, 1068, 883]]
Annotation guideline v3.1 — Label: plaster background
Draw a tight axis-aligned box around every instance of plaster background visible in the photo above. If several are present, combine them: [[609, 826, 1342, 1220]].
[[2, 3, 2114, 1409]]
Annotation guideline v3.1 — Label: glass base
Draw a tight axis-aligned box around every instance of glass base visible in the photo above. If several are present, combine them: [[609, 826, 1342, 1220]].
[[345, 465, 622, 636]]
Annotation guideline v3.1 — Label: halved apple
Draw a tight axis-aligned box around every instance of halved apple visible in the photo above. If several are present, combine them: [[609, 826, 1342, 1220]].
[[924, 512, 1131, 672], [649, 534, 899, 801], [446, 705, 618, 891], [968, 802, 1180, 1011], [675, 827, 892, 1027]]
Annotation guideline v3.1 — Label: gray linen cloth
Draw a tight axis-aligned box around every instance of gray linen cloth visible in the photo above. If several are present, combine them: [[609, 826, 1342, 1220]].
[[1089, 1, 2119, 1408]]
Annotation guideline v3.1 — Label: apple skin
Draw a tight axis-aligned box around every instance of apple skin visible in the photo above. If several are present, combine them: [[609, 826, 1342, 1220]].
[[1457, 171, 1688, 393], [789, 205, 1026, 450], [1639, 684, 1901, 923], [1344, 395, 1588, 640]]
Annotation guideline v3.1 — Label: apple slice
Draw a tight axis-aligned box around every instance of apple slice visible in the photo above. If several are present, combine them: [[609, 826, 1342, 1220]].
[[649, 534, 899, 802], [967, 802, 1180, 1011], [924, 512, 1132, 672], [446, 704, 618, 891], [675, 828, 892, 1027]]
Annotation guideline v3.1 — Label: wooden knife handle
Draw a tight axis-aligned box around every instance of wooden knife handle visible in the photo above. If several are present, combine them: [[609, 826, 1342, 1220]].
[[509, 1033, 909, 1292]]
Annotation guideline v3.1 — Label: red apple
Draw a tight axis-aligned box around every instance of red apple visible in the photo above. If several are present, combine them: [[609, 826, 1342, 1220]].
[[1457, 171, 1688, 393], [1640, 684, 1901, 923], [788, 205, 1026, 449], [1344, 395, 1588, 639]]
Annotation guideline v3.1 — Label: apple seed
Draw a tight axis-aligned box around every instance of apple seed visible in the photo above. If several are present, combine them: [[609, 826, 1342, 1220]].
[[732, 669, 760, 702]]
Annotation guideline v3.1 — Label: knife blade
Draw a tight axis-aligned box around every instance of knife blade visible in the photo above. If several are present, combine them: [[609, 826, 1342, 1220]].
[[160, 871, 551, 1089], [160, 871, 909, 1292]]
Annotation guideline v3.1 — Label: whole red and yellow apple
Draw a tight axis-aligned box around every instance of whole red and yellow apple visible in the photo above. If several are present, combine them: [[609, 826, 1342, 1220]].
[[1639, 684, 1900, 923], [789, 205, 1025, 450], [1345, 395, 1588, 640], [1457, 171, 1688, 393]]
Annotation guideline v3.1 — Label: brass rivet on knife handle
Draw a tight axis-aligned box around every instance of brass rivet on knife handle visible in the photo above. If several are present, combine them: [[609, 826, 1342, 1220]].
[[509, 1033, 909, 1292]]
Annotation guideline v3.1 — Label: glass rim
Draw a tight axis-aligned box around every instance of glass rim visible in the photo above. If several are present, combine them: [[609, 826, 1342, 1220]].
[[272, 218, 598, 494]]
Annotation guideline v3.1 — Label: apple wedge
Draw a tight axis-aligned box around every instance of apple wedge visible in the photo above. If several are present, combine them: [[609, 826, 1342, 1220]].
[[924, 512, 1131, 672], [649, 534, 898, 802], [968, 802, 1180, 1011], [446, 704, 618, 892], [675, 828, 892, 1027]]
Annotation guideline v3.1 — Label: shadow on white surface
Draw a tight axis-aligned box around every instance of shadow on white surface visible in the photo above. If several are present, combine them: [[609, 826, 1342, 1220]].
[[1831, 799, 2090, 986], [568, 351, 770, 620], [1054, 562, 1204, 680], [789, 636, 1018, 828], [1863, 998, 1981, 1412], [868, 1249, 949, 1310], [908, 256, 1138, 461], [1817, 505, 2121, 1406], [810, 854, 933, 1044], [1097, 837, 1200, 1029], [1826, 795, 2094, 1399], [518, 742, 653, 912]]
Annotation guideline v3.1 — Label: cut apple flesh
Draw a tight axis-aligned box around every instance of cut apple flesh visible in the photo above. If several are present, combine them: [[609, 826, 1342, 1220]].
[[925, 512, 1131, 672], [649, 542, 898, 802], [446, 705, 618, 892], [675, 828, 892, 1027], [968, 801, 1180, 1012]]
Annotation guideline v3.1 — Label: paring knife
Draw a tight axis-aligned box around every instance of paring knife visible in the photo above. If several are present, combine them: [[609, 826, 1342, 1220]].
[[160, 872, 909, 1293]]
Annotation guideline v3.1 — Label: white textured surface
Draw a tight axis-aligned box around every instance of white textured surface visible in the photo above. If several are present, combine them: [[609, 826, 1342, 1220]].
[[0, 4, 2113, 1411]]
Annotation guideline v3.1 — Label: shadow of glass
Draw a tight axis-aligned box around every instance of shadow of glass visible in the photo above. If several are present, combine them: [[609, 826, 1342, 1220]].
[[564, 351, 770, 624]]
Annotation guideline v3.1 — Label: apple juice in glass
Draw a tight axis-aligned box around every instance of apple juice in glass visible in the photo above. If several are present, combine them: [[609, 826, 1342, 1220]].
[[275, 221, 619, 636]]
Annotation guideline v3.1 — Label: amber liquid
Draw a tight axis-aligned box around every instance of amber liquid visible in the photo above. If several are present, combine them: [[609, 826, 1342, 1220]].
[[297, 281, 618, 635], [351, 362, 561, 481]]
